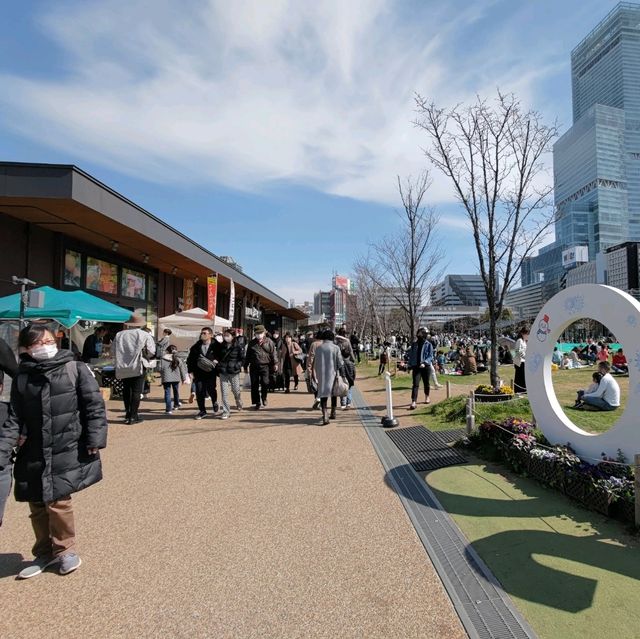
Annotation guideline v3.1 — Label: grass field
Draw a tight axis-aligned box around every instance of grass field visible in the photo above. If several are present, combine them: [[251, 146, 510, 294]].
[[358, 360, 629, 434]]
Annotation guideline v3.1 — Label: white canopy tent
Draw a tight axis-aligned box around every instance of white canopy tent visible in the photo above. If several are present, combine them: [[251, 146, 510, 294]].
[[158, 308, 232, 352]]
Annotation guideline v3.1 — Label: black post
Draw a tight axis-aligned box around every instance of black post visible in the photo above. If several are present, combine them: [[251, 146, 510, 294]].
[[11, 276, 36, 328]]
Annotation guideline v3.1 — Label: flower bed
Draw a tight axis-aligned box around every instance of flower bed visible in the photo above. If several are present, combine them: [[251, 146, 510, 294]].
[[474, 384, 515, 403], [466, 418, 637, 526]]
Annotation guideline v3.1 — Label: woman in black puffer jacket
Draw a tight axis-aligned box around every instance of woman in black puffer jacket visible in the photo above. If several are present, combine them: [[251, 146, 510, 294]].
[[216, 329, 245, 419], [0, 324, 108, 579]]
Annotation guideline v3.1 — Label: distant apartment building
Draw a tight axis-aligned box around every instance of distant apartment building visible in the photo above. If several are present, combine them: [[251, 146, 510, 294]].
[[313, 291, 332, 317], [504, 283, 545, 320], [430, 275, 488, 307], [418, 305, 485, 328]]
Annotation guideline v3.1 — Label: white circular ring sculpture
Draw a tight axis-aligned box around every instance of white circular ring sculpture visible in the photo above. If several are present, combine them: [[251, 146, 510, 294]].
[[527, 284, 640, 461]]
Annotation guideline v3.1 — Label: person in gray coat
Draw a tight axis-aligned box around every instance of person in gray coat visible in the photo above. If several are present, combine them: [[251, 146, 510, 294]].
[[312, 329, 345, 425], [159, 345, 189, 413], [0, 324, 108, 579]]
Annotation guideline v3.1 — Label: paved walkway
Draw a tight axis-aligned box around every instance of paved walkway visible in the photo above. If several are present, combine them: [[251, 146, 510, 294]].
[[0, 378, 465, 639]]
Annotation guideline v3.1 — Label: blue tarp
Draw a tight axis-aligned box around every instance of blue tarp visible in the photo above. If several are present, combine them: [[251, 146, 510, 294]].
[[0, 286, 132, 328]]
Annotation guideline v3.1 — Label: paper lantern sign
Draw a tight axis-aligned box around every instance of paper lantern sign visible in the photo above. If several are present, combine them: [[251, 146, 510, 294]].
[[527, 284, 640, 461]]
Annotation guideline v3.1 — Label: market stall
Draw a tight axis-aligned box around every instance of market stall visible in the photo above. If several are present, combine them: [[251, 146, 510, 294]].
[[158, 307, 232, 352]]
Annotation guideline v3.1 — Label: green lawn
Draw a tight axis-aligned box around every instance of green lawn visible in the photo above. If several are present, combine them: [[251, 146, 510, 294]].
[[359, 361, 629, 434], [427, 461, 640, 639]]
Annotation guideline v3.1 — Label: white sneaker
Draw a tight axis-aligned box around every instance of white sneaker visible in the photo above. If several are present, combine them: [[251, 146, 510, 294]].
[[221, 413, 230, 420], [409, 402, 417, 410]]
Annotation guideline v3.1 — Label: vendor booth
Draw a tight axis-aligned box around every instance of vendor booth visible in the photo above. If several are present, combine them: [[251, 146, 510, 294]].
[[158, 308, 232, 352]]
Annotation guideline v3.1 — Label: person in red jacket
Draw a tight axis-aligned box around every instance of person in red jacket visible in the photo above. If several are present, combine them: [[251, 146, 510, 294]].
[[611, 348, 628, 374]]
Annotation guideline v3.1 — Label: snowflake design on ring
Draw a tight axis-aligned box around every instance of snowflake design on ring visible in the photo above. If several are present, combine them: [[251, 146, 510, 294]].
[[529, 353, 543, 374], [564, 295, 585, 315], [635, 351, 640, 373], [628, 314, 638, 328]]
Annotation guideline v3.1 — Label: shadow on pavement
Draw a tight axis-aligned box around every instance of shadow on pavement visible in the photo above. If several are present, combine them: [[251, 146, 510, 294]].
[[0, 553, 25, 579]]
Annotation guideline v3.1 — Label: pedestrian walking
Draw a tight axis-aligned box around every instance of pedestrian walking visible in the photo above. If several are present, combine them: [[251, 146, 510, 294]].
[[313, 329, 345, 425], [114, 315, 157, 424], [217, 329, 244, 419], [279, 332, 303, 393], [407, 327, 434, 409], [305, 329, 323, 409], [513, 327, 529, 393], [0, 324, 107, 579], [186, 327, 220, 419], [243, 325, 277, 410], [378, 342, 390, 375], [350, 331, 361, 363], [336, 328, 356, 409], [159, 345, 189, 413], [0, 336, 18, 527]]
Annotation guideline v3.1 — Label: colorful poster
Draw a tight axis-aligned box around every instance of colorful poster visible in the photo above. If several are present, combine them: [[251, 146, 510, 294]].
[[64, 250, 82, 287], [206, 274, 218, 320], [183, 278, 194, 310], [228, 278, 235, 323], [121, 268, 146, 300], [86, 257, 118, 295]]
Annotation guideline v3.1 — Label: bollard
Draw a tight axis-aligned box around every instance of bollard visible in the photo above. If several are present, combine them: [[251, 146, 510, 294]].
[[446, 380, 451, 399], [465, 397, 475, 434], [635, 455, 640, 528], [381, 371, 399, 428]]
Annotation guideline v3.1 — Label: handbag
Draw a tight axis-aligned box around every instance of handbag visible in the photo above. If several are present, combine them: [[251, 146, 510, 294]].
[[197, 354, 216, 372], [332, 373, 349, 398]]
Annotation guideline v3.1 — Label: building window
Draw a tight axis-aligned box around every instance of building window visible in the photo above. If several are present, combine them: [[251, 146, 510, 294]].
[[121, 268, 147, 300], [86, 257, 118, 295], [64, 250, 82, 287]]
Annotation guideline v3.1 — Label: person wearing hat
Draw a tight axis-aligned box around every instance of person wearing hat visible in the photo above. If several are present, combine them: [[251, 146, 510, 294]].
[[113, 315, 156, 424], [243, 325, 276, 410]]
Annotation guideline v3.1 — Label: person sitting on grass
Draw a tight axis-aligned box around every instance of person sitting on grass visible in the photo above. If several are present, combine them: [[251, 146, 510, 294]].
[[577, 361, 620, 411], [552, 347, 563, 366], [612, 348, 628, 375], [574, 371, 601, 408]]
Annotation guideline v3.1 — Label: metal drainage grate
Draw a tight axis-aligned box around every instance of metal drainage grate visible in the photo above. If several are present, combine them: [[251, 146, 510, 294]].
[[387, 425, 467, 472], [435, 428, 467, 445], [352, 386, 536, 639]]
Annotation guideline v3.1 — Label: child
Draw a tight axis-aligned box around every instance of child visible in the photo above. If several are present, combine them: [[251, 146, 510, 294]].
[[159, 345, 189, 414], [574, 372, 601, 408]]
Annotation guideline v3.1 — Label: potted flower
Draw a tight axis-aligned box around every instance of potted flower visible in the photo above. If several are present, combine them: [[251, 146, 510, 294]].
[[474, 384, 515, 403]]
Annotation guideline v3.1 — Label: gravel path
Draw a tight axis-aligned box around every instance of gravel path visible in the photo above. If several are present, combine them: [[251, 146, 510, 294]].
[[0, 379, 465, 639]]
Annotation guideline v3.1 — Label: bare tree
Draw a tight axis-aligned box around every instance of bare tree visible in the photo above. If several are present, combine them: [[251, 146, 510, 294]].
[[352, 255, 387, 344], [414, 92, 558, 388], [365, 173, 444, 339]]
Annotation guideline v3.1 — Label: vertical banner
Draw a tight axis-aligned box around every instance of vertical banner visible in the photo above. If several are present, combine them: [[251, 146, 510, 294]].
[[183, 278, 194, 311], [206, 274, 218, 320], [228, 279, 235, 323]]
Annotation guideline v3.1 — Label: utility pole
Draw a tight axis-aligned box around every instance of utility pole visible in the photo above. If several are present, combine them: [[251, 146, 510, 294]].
[[12, 276, 36, 328]]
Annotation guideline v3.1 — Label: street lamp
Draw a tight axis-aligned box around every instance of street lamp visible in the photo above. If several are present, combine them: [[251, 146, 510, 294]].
[[12, 275, 37, 328]]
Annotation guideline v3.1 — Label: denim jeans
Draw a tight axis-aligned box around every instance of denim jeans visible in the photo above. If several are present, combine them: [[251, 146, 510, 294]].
[[582, 396, 617, 411], [163, 382, 180, 411], [340, 386, 353, 406]]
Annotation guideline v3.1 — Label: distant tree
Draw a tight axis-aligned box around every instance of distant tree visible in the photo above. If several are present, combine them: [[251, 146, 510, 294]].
[[415, 92, 558, 388], [361, 172, 444, 340]]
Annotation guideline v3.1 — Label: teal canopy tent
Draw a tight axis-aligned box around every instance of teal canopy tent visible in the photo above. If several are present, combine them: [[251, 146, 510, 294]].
[[0, 286, 133, 328]]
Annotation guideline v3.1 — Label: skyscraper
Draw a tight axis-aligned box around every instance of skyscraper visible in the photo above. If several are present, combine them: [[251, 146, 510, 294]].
[[524, 3, 640, 290]]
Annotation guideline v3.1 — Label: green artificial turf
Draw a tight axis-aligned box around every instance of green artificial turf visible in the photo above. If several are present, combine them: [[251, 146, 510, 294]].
[[426, 462, 640, 639]]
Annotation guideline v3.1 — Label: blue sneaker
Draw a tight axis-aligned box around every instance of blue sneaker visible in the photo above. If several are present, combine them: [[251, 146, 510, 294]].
[[59, 552, 82, 575], [17, 555, 58, 579]]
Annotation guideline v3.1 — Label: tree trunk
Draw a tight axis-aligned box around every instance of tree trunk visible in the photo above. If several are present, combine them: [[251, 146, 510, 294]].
[[490, 318, 499, 389]]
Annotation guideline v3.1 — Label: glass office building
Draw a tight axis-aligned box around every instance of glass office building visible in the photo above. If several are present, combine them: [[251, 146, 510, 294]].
[[524, 3, 640, 291]]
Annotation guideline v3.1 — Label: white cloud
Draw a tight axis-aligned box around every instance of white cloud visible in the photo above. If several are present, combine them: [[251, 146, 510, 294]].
[[0, 0, 566, 205]]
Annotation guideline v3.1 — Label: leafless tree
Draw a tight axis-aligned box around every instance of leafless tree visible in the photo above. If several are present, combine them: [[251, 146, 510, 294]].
[[351, 255, 387, 343], [414, 92, 558, 388], [364, 173, 444, 339]]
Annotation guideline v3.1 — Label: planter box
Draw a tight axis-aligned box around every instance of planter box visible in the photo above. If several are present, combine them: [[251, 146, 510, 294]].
[[610, 498, 636, 525], [564, 473, 592, 503], [474, 393, 513, 403], [505, 447, 531, 474], [585, 486, 614, 516], [528, 456, 555, 483]]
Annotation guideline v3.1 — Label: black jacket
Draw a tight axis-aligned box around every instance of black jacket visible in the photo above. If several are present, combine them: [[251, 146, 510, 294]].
[[0, 338, 18, 378], [244, 338, 276, 369], [186, 340, 221, 380], [216, 341, 244, 375], [82, 333, 101, 363], [0, 350, 108, 502]]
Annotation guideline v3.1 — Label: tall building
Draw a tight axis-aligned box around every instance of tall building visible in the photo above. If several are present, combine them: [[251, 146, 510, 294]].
[[313, 291, 331, 317], [524, 3, 640, 294], [605, 241, 640, 296], [430, 275, 489, 307]]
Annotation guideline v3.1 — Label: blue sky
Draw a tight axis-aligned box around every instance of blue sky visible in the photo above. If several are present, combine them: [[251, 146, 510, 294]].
[[0, 0, 620, 303]]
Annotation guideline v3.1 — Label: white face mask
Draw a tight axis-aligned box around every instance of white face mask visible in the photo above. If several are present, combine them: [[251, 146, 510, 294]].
[[255, 333, 265, 341], [30, 344, 58, 360], [215, 335, 223, 343], [223, 336, 233, 343]]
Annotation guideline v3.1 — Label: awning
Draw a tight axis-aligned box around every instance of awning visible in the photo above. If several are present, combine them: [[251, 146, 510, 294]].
[[0, 286, 132, 328]]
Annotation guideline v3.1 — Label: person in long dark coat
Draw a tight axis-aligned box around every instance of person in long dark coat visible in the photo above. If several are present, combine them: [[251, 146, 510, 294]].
[[0, 324, 107, 579], [312, 329, 345, 425]]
